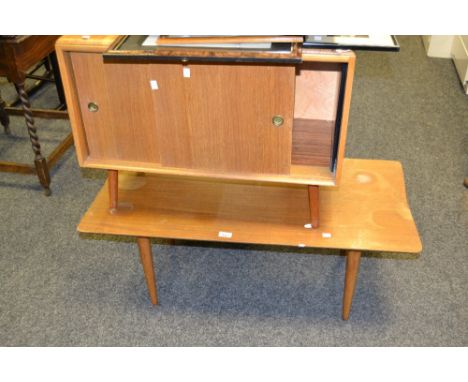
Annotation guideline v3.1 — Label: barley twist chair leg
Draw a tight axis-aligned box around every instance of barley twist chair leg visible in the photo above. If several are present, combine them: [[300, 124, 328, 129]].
[[15, 82, 51, 196]]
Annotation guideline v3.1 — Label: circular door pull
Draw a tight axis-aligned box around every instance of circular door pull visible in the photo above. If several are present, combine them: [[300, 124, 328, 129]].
[[272, 115, 284, 127], [88, 102, 99, 112]]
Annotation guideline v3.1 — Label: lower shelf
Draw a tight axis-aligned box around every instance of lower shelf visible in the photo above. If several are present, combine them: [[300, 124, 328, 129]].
[[78, 158, 422, 254]]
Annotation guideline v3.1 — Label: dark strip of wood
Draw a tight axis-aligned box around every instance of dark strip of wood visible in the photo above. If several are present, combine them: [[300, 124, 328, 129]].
[[291, 118, 334, 167], [5, 107, 69, 119], [25, 74, 54, 82], [0, 161, 35, 174], [46, 132, 74, 169]]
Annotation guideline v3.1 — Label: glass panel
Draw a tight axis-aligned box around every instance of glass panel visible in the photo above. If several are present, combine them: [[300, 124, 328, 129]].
[[113, 35, 293, 54], [304, 35, 399, 51]]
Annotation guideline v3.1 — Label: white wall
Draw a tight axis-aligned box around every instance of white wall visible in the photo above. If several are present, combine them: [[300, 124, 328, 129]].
[[422, 35, 454, 58]]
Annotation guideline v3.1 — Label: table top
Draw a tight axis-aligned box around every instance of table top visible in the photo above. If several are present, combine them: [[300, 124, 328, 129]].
[[78, 158, 422, 253]]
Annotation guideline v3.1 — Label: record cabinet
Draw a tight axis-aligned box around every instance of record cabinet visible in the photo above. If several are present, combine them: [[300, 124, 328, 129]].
[[56, 36, 356, 227]]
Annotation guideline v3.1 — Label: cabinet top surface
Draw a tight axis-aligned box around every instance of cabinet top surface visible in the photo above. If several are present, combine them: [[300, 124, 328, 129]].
[[78, 158, 422, 254], [55, 35, 357, 63]]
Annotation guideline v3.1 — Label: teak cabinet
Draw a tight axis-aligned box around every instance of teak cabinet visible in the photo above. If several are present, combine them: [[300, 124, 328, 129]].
[[56, 36, 354, 185], [56, 36, 355, 227]]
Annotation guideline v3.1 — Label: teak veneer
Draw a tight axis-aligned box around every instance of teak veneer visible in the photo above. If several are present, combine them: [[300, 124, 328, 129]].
[[78, 159, 422, 320]]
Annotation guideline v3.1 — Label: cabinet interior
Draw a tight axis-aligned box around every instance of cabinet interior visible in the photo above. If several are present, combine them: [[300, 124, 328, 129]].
[[292, 62, 342, 171]]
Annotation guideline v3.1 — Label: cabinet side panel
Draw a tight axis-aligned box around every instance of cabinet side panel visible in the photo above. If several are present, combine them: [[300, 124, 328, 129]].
[[181, 63, 295, 175], [55, 49, 90, 164]]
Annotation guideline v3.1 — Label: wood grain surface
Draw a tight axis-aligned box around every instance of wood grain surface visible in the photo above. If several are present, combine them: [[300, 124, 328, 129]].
[[0, 35, 59, 81], [69, 53, 296, 175], [70, 52, 164, 163], [342, 250, 361, 320], [178, 63, 295, 174], [294, 62, 341, 121], [78, 158, 422, 254], [292, 119, 334, 167], [57, 36, 356, 186], [55, 35, 120, 164], [136, 237, 158, 305], [56, 35, 119, 53], [83, 157, 335, 186]]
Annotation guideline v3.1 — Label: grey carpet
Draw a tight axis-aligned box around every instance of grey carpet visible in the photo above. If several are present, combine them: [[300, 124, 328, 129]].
[[0, 36, 466, 346]]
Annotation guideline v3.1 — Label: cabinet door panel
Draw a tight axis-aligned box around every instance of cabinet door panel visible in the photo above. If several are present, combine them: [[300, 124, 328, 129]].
[[178, 63, 295, 174], [71, 54, 295, 175], [71, 53, 184, 164], [103, 61, 161, 163]]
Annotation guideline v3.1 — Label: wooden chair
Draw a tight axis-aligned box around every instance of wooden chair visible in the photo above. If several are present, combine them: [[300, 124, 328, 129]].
[[0, 35, 72, 195]]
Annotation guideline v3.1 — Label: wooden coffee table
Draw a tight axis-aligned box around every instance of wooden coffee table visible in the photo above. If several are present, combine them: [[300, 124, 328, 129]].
[[78, 158, 422, 320]]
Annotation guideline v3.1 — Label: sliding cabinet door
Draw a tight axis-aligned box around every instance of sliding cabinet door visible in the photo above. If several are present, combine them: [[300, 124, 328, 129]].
[[173, 63, 296, 175]]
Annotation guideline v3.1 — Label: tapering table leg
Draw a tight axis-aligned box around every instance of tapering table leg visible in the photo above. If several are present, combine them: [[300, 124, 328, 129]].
[[342, 250, 361, 320], [0, 91, 11, 135], [108, 170, 118, 211], [136, 237, 158, 305], [308, 185, 320, 228], [14, 81, 51, 196]]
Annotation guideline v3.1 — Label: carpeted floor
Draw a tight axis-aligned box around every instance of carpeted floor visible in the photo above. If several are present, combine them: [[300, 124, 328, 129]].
[[0, 36, 466, 346]]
